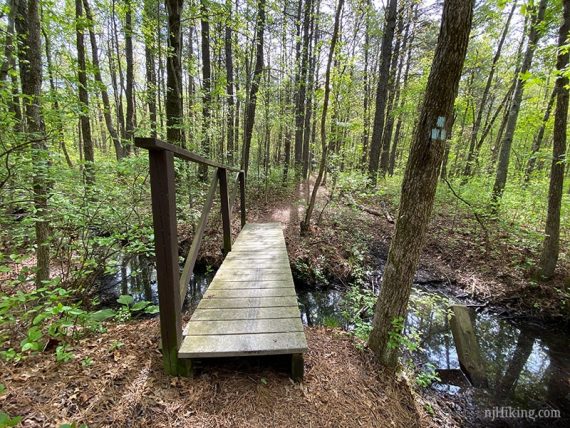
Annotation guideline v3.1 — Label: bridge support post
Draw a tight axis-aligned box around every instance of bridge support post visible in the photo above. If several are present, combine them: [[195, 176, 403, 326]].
[[218, 168, 232, 254], [148, 148, 184, 375]]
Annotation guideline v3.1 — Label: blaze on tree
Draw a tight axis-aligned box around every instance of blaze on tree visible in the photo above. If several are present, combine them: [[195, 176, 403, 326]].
[[368, 0, 474, 368]]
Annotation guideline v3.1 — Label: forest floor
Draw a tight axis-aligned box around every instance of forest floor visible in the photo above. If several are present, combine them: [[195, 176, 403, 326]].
[[1, 321, 457, 427]]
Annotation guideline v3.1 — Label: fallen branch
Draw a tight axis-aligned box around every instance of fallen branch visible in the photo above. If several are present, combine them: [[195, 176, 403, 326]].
[[344, 195, 395, 224]]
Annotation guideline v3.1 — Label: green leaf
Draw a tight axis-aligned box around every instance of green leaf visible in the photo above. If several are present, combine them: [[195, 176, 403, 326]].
[[131, 301, 150, 312], [144, 305, 159, 315], [117, 295, 134, 306], [0, 412, 22, 427], [27, 327, 42, 342], [89, 309, 116, 321]]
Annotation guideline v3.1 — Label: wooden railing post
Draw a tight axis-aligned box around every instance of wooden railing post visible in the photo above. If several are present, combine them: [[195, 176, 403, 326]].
[[218, 168, 232, 254], [148, 148, 184, 375], [239, 171, 246, 227]]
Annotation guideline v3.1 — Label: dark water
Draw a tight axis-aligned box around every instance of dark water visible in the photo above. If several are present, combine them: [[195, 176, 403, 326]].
[[297, 283, 570, 427], [99, 257, 569, 426], [97, 255, 212, 310]]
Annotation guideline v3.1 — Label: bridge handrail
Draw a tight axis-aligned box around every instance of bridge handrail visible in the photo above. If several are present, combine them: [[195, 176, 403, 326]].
[[134, 137, 246, 375]]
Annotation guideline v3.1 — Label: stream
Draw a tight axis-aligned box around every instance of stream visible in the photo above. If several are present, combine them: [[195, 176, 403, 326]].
[[98, 255, 569, 427]]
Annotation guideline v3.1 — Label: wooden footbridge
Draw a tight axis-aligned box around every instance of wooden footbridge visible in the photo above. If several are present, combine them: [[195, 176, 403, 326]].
[[135, 138, 307, 379]]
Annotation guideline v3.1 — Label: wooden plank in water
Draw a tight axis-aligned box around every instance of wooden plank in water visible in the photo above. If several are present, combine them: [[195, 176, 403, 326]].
[[191, 307, 301, 321], [184, 318, 303, 336], [179, 332, 308, 358], [449, 305, 488, 388], [204, 288, 296, 298], [198, 296, 298, 309]]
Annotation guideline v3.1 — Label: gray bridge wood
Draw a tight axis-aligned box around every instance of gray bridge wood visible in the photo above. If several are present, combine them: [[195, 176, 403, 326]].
[[179, 223, 308, 358]]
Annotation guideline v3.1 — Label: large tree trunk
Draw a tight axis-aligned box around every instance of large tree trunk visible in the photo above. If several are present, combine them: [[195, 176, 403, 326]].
[[493, 0, 547, 200], [241, 0, 266, 176], [367, 0, 474, 368], [165, 0, 185, 147], [75, 0, 95, 185], [367, 0, 397, 186], [300, 0, 344, 234], [539, 0, 569, 279], [83, 0, 124, 160], [16, 0, 51, 286]]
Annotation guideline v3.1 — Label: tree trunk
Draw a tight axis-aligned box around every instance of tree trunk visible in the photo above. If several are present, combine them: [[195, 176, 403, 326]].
[[165, 0, 185, 147], [294, 0, 313, 176], [361, 0, 371, 170], [199, 0, 211, 179], [379, 8, 405, 175], [539, 0, 569, 279], [16, 0, 51, 286], [367, 0, 397, 186], [225, 0, 235, 163], [144, 0, 158, 138], [493, 0, 546, 200], [124, 0, 135, 154], [300, 0, 344, 234], [367, 0, 474, 368], [75, 0, 95, 185], [241, 0, 266, 176], [302, 0, 318, 179]]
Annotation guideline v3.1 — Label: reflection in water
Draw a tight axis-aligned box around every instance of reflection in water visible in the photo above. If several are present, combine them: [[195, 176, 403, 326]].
[[97, 255, 212, 309], [297, 285, 570, 426]]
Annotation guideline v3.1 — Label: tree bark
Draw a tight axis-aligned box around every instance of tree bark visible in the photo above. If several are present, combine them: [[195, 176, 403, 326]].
[[165, 0, 185, 147], [539, 0, 569, 279], [225, 0, 235, 163], [241, 0, 266, 176], [124, 0, 135, 154], [144, 0, 158, 138], [367, 0, 397, 186], [75, 0, 95, 185], [16, 0, 51, 286], [493, 0, 547, 200], [199, 0, 212, 179], [294, 0, 313, 176], [367, 0, 474, 368]]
